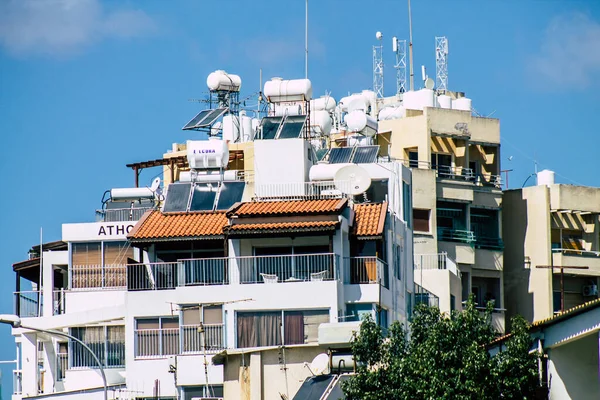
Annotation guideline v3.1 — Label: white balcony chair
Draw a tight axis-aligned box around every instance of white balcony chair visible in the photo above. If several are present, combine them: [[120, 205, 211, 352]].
[[260, 273, 278, 284], [310, 271, 327, 282]]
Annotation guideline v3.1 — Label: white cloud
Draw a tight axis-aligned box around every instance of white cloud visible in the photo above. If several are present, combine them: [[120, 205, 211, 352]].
[[529, 12, 600, 89], [0, 0, 156, 57]]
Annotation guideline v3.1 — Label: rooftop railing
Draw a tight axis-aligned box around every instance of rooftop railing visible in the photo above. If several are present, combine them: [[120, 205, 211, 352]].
[[14, 291, 42, 318], [344, 257, 389, 288], [253, 180, 351, 201], [95, 207, 152, 222]]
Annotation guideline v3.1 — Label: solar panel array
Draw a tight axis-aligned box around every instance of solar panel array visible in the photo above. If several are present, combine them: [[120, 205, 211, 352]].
[[182, 108, 228, 130], [162, 181, 245, 213], [328, 145, 380, 164], [256, 115, 307, 140]]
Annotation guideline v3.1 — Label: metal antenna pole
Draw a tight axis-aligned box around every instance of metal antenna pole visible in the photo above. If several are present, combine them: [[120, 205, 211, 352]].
[[435, 36, 448, 93], [408, 0, 414, 91], [305, 0, 308, 79]]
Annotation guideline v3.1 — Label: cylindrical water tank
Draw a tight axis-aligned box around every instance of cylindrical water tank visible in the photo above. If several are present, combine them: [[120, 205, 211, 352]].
[[187, 138, 229, 169], [346, 97, 368, 113], [309, 163, 353, 181], [345, 110, 378, 134], [241, 116, 253, 142], [453, 97, 472, 111], [418, 88, 435, 109], [179, 170, 238, 183], [311, 96, 336, 111], [310, 110, 332, 135], [378, 106, 406, 120], [222, 115, 240, 143], [537, 170, 555, 186], [362, 90, 377, 115], [437, 95, 452, 109], [402, 90, 419, 110], [347, 135, 372, 147], [264, 78, 313, 102], [251, 118, 260, 136], [206, 70, 242, 92], [274, 104, 302, 116], [110, 187, 154, 201]]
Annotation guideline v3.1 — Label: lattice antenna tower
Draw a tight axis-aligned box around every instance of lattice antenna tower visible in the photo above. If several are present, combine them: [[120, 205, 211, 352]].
[[373, 31, 384, 98], [392, 37, 407, 95], [435, 36, 448, 93]]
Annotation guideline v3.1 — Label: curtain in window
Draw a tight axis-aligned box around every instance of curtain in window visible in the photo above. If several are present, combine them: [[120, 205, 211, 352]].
[[71, 243, 102, 288], [237, 312, 281, 348], [284, 312, 304, 345], [106, 326, 125, 366], [104, 242, 131, 287]]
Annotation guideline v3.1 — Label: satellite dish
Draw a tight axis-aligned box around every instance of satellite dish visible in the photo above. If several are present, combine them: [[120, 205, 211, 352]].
[[425, 77, 435, 90], [150, 177, 161, 192], [334, 165, 372, 195], [376, 31, 383, 40], [310, 353, 330, 376]]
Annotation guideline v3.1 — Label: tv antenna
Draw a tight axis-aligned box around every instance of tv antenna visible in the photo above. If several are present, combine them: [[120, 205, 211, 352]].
[[373, 32, 384, 98], [435, 36, 448, 93]]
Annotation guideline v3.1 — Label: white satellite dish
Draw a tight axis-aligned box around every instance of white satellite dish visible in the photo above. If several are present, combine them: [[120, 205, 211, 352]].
[[425, 77, 435, 90], [150, 177, 161, 192], [310, 353, 330, 376], [376, 31, 383, 40], [334, 165, 372, 195]]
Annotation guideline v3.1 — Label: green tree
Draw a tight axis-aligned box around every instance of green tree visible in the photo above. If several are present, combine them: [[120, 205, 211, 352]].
[[342, 298, 542, 399]]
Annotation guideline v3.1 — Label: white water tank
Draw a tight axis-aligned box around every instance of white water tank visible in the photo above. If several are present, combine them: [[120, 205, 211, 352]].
[[537, 169, 555, 186], [187, 138, 229, 169], [347, 135, 372, 147], [110, 187, 154, 201], [361, 90, 377, 115], [418, 89, 435, 108], [222, 115, 240, 143], [310, 110, 332, 135], [345, 110, 378, 135], [274, 104, 302, 116], [453, 97, 472, 111], [207, 70, 242, 92], [309, 163, 353, 181], [311, 96, 336, 111], [264, 77, 313, 102], [437, 95, 452, 109], [179, 169, 238, 182], [241, 115, 253, 142], [378, 106, 406, 120]]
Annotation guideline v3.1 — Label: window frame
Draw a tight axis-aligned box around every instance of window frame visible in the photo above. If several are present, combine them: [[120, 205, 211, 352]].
[[69, 325, 125, 369], [134, 316, 180, 358]]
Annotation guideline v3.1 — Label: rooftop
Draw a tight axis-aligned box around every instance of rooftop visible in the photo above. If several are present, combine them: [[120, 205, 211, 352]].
[[128, 210, 228, 241], [353, 202, 388, 239]]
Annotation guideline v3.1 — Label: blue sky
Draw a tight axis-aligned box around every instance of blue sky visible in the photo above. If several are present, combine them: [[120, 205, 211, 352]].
[[0, 0, 599, 395]]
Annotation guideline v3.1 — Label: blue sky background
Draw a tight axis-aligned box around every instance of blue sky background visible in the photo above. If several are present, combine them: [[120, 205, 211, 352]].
[[1, 0, 599, 396]]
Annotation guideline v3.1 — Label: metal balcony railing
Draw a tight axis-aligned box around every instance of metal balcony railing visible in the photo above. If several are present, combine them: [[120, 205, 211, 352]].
[[95, 207, 152, 222], [474, 236, 504, 250], [135, 328, 180, 358], [253, 181, 351, 201], [127, 262, 180, 291], [53, 289, 67, 315], [179, 258, 229, 286], [71, 264, 127, 290], [181, 324, 225, 354], [344, 257, 388, 288], [14, 291, 42, 318], [414, 284, 440, 308], [13, 370, 22, 395], [57, 353, 68, 381], [437, 228, 475, 244], [435, 165, 475, 181], [414, 252, 458, 275], [238, 253, 338, 284]]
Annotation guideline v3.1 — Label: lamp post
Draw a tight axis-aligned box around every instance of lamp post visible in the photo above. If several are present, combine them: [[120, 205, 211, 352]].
[[0, 314, 108, 400]]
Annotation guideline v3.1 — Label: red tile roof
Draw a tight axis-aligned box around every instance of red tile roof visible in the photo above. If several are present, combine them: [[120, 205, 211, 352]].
[[353, 202, 387, 238], [227, 220, 339, 234], [228, 199, 347, 217], [128, 210, 228, 241]]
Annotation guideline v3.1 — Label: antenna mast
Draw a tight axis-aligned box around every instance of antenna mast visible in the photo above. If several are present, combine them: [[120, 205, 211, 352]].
[[373, 32, 384, 98], [393, 37, 407, 95], [408, 0, 414, 91], [305, 0, 308, 79], [435, 36, 448, 93]]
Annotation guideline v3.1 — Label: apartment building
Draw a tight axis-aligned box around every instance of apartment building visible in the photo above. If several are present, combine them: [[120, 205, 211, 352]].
[[10, 74, 414, 400], [503, 175, 600, 325], [378, 91, 505, 331]]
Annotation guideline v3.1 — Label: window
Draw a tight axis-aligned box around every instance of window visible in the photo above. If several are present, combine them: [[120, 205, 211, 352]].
[[70, 326, 125, 368], [450, 295, 456, 311], [408, 150, 419, 168], [56, 342, 68, 381], [236, 310, 329, 348], [346, 303, 374, 322], [402, 181, 412, 228], [394, 245, 402, 280], [431, 153, 453, 176], [71, 241, 132, 289], [181, 305, 224, 353], [135, 317, 179, 358], [377, 307, 388, 329], [471, 277, 500, 309], [470, 208, 501, 248], [182, 385, 224, 400], [413, 209, 430, 233]]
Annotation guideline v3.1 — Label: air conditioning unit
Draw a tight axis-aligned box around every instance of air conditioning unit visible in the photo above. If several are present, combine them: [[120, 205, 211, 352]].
[[583, 284, 598, 297]]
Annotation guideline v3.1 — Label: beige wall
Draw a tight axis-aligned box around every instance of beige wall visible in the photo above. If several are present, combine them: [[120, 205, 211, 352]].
[[415, 269, 462, 314], [550, 184, 600, 213], [380, 115, 429, 163], [222, 346, 326, 400]]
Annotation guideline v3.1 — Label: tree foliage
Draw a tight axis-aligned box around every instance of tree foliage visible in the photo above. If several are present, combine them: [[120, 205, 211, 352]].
[[342, 297, 542, 399]]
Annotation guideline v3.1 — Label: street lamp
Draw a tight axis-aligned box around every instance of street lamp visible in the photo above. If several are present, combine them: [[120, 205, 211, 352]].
[[0, 314, 108, 400]]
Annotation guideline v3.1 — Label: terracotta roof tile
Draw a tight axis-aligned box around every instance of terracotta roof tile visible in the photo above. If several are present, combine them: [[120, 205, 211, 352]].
[[228, 220, 338, 233], [353, 202, 387, 237], [128, 210, 227, 241], [229, 199, 347, 217]]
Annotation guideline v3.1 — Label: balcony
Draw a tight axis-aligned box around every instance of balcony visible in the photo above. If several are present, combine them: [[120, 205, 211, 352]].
[[415, 284, 440, 308], [552, 248, 600, 272], [253, 180, 351, 201], [474, 236, 504, 251], [95, 207, 153, 222], [71, 264, 127, 290], [344, 257, 388, 288], [414, 252, 458, 275], [126, 253, 339, 291], [14, 291, 42, 318], [53, 289, 67, 315], [438, 228, 475, 244], [135, 324, 225, 358]]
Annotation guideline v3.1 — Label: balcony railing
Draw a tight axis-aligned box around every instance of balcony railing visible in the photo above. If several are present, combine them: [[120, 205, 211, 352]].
[[179, 258, 229, 286], [57, 353, 68, 381], [13, 370, 22, 395], [415, 284, 440, 308], [53, 289, 66, 315], [71, 264, 127, 290], [135, 328, 180, 358], [181, 324, 225, 354], [95, 207, 152, 222], [238, 253, 338, 284], [128, 262, 179, 291], [414, 252, 458, 275], [253, 180, 351, 201], [14, 291, 42, 318], [552, 248, 600, 257], [438, 228, 475, 244], [344, 257, 388, 288], [474, 236, 504, 250]]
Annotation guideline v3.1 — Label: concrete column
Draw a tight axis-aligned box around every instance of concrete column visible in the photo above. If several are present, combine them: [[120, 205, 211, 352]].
[[43, 340, 57, 393], [250, 352, 262, 400], [21, 333, 38, 397]]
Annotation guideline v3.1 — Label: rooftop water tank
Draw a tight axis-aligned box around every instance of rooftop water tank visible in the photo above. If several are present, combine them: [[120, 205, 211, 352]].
[[207, 70, 242, 92], [222, 115, 240, 143], [311, 96, 336, 111], [537, 169, 555, 186], [437, 95, 452, 109], [378, 105, 406, 120], [453, 97, 472, 111], [264, 78, 312, 102], [310, 110, 332, 135], [344, 110, 378, 136], [418, 88, 435, 109], [187, 138, 229, 169]]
